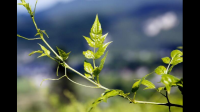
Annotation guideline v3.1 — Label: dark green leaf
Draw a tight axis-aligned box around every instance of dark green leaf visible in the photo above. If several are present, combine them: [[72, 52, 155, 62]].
[[83, 50, 94, 59], [155, 66, 167, 75], [94, 41, 112, 59], [99, 51, 108, 71], [93, 67, 101, 77], [84, 61, 93, 74], [56, 47, 71, 61], [162, 57, 171, 64]]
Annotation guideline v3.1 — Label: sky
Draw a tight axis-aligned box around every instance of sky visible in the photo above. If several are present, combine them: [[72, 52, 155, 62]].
[[17, 0, 74, 13]]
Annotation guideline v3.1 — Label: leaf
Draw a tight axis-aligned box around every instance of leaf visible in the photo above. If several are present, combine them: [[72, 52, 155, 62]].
[[93, 67, 101, 77], [131, 72, 153, 93], [83, 50, 94, 59], [131, 80, 141, 93], [170, 50, 183, 65], [37, 53, 47, 58], [158, 87, 165, 92], [155, 66, 167, 75], [177, 46, 183, 49], [90, 14, 102, 35], [161, 74, 180, 94], [84, 61, 93, 74], [94, 41, 112, 59], [99, 51, 108, 71], [56, 47, 71, 61], [87, 89, 123, 112], [162, 57, 171, 64], [83, 36, 95, 47], [85, 73, 92, 78], [41, 30, 49, 38], [38, 43, 50, 56], [141, 80, 156, 90], [29, 50, 43, 56]]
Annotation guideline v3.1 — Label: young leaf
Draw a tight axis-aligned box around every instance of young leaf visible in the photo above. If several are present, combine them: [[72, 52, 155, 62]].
[[141, 79, 156, 90], [83, 50, 94, 59], [84, 61, 93, 74], [29, 50, 43, 56], [155, 66, 167, 75], [94, 41, 112, 59], [158, 87, 165, 92], [41, 30, 49, 38], [131, 80, 141, 93], [38, 43, 50, 56], [93, 67, 101, 77], [87, 89, 123, 112], [37, 53, 47, 58], [161, 74, 180, 94], [56, 47, 71, 61], [177, 46, 183, 49], [90, 14, 102, 35], [170, 50, 183, 65], [99, 51, 108, 71], [162, 57, 171, 64], [85, 73, 92, 78], [131, 72, 153, 93], [83, 36, 95, 47]]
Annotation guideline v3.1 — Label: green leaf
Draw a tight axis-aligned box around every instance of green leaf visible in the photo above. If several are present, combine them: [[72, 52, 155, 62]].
[[177, 46, 183, 49], [131, 80, 141, 93], [131, 72, 153, 93], [94, 41, 112, 59], [162, 57, 171, 64], [90, 14, 102, 35], [56, 47, 71, 61], [93, 67, 101, 77], [84, 61, 93, 74], [37, 53, 47, 58], [38, 43, 50, 56], [83, 36, 95, 47], [83, 50, 94, 59], [87, 90, 123, 112], [29, 50, 43, 56], [161, 74, 180, 94], [85, 73, 92, 78], [158, 87, 165, 92], [141, 80, 156, 90], [170, 50, 183, 65], [155, 66, 167, 75], [99, 51, 108, 71], [41, 30, 49, 38]]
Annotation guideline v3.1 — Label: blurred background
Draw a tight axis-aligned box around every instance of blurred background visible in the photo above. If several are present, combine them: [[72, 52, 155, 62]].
[[17, 0, 183, 112]]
